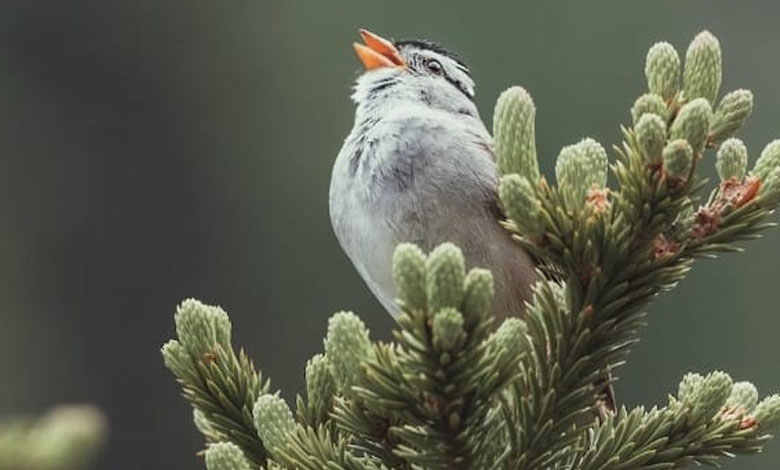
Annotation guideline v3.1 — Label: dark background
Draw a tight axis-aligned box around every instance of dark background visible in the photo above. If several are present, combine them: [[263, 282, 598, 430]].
[[0, 1, 778, 469]]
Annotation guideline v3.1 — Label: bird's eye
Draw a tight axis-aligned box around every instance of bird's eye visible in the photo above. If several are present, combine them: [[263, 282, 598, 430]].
[[424, 58, 443, 75]]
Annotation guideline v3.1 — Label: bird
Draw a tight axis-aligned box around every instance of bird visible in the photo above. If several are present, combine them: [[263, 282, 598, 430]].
[[329, 29, 538, 319]]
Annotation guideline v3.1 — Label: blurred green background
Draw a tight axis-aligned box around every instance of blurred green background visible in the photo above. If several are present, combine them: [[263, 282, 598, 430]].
[[0, 1, 777, 468]]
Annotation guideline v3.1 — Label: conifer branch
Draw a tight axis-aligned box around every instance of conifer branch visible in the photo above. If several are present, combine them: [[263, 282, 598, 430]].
[[162, 299, 271, 468], [496, 30, 780, 470], [351, 243, 526, 470], [570, 373, 780, 470], [162, 30, 780, 470]]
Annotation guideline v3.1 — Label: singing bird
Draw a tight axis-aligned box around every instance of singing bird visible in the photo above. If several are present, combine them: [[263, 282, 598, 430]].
[[329, 30, 537, 318]]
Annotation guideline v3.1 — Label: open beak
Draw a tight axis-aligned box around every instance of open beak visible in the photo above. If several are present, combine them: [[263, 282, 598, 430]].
[[353, 29, 406, 70]]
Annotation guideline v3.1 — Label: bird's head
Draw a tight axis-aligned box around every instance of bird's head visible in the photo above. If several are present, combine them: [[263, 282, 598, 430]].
[[351, 29, 478, 118]]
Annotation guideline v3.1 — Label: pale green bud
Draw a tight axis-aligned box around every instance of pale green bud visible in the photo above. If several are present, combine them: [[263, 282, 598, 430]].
[[494, 86, 540, 181], [305, 354, 336, 416], [715, 138, 748, 181], [431, 307, 465, 352], [753, 394, 780, 430], [670, 98, 712, 154], [635, 113, 667, 165], [31, 405, 107, 469], [710, 89, 753, 143], [499, 174, 543, 236], [555, 138, 608, 208], [578, 138, 609, 188], [489, 318, 528, 363], [253, 394, 295, 453], [759, 167, 780, 206], [725, 381, 759, 412], [392, 243, 427, 311], [663, 139, 694, 182], [683, 31, 722, 103], [425, 243, 466, 313], [678, 372, 705, 405], [631, 93, 668, 124], [462, 268, 495, 322], [645, 41, 681, 100], [161, 339, 190, 372], [324, 311, 372, 392], [555, 145, 580, 191], [693, 371, 732, 422], [205, 442, 252, 470], [752, 139, 780, 180], [174, 298, 232, 357]]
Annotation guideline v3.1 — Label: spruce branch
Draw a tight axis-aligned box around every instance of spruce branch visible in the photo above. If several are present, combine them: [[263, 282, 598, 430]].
[[324, 311, 408, 468], [569, 372, 780, 470], [272, 424, 384, 470], [162, 299, 271, 468], [496, 30, 780, 470], [161, 29, 780, 470], [349, 243, 526, 470]]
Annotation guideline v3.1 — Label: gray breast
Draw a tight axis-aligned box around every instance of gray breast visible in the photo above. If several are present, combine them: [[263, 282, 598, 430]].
[[330, 106, 536, 317]]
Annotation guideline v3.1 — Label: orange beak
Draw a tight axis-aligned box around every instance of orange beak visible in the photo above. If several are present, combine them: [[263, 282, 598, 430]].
[[353, 29, 406, 70]]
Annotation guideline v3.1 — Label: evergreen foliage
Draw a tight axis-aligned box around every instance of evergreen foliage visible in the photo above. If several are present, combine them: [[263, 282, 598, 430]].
[[0, 405, 107, 470], [163, 31, 780, 470]]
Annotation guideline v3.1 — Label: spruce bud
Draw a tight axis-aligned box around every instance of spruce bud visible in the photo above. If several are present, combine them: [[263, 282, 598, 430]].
[[555, 138, 608, 208], [494, 86, 540, 181], [645, 41, 681, 100], [692, 371, 732, 422], [205, 442, 252, 470], [462, 268, 495, 323], [683, 31, 722, 103], [631, 93, 668, 124], [725, 381, 759, 412], [253, 394, 295, 453], [759, 167, 780, 206], [710, 89, 753, 143], [670, 98, 712, 154], [32, 405, 107, 468], [499, 175, 543, 236], [678, 372, 705, 406], [174, 299, 232, 358], [752, 139, 780, 180], [431, 307, 466, 352], [663, 139, 694, 183], [392, 243, 427, 311], [305, 354, 336, 421], [753, 395, 780, 430], [716, 138, 748, 181], [324, 311, 372, 393], [426, 243, 466, 313], [635, 113, 667, 165], [161, 339, 190, 373], [489, 318, 528, 364]]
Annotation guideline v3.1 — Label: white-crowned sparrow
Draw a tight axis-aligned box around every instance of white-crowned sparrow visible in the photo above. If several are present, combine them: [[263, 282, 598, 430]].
[[329, 29, 537, 318]]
